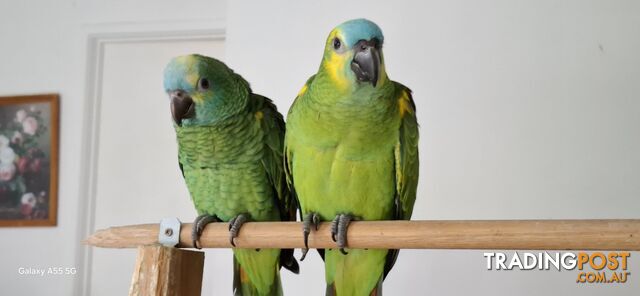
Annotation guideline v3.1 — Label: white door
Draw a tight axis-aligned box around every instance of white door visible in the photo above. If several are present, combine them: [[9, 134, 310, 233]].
[[88, 37, 234, 295]]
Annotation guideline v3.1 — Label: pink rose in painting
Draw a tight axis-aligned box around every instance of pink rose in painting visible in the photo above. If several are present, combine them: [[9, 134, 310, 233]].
[[11, 131, 23, 145], [0, 163, 16, 181], [15, 109, 27, 122], [21, 192, 37, 217], [21, 192, 37, 207], [22, 116, 38, 135]]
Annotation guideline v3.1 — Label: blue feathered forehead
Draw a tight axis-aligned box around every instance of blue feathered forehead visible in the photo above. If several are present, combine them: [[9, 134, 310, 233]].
[[335, 19, 384, 47], [163, 54, 229, 92]]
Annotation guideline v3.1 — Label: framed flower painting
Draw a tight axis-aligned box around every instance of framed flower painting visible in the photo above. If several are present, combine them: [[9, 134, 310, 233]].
[[0, 94, 59, 226]]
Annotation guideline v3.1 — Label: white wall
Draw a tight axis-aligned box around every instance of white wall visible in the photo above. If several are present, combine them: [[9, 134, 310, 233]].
[[88, 39, 227, 296], [225, 0, 640, 295], [0, 2, 85, 295], [0, 1, 226, 295], [1, 0, 639, 295]]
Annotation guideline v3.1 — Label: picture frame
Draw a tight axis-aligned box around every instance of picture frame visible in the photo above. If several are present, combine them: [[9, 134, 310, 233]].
[[0, 94, 59, 226]]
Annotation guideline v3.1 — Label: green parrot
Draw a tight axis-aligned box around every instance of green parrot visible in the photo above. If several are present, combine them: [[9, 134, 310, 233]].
[[284, 19, 419, 295], [163, 54, 299, 296]]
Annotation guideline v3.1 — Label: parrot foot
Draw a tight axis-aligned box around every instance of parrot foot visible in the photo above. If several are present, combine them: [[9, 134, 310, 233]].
[[192, 214, 220, 249], [330, 213, 353, 255], [300, 212, 321, 261], [228, 213, 249, 247]]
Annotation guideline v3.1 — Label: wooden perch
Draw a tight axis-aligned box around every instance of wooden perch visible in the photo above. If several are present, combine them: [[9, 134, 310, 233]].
[[84, 219, 640, 250]]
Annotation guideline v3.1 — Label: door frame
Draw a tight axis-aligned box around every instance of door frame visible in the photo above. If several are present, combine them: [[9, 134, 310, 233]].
[[75, 26, 224, 296]]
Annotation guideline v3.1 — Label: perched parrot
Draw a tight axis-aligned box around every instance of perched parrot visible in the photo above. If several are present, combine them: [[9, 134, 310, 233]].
[[284, 19, 419, 295], [163, 54, 299, 296]]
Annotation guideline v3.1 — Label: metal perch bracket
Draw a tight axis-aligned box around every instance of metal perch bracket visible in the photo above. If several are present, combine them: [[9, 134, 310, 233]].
[[158, 217, 181, 247]]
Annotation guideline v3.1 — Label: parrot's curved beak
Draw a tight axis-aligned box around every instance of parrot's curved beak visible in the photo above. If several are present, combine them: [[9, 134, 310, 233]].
[[350, 39, 381, 87], [169, 90, 195, 126]]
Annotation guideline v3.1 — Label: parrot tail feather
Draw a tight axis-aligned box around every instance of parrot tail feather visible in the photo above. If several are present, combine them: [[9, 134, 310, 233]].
[[369, 276, 383, 296], [325, 276, 383, 296], [233, 256, 283, 296], [325, 283, 336, 296]]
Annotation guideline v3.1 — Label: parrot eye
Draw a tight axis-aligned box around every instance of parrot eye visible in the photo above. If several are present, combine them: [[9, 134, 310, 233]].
[[372, 38, 382, 49], [198, 78, 210, 90], [332, 38, 342, 50]]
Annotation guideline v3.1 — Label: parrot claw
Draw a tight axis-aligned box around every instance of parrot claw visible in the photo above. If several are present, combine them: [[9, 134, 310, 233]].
[[330, 214, 353, 255], [301, 212, 321, 261], [330, 216, 338, 242], [300, 247, 309, 261], [192, 214, 219, 249], [229, 213, 249, 247]]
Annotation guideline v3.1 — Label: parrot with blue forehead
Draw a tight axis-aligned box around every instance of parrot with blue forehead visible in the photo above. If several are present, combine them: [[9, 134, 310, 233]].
[[163, 54, 299, 296], [285, 19, 419, 295]]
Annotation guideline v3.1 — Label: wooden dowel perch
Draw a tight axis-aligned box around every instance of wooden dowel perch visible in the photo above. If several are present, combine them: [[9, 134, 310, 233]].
[[85, 219, 640, 251]]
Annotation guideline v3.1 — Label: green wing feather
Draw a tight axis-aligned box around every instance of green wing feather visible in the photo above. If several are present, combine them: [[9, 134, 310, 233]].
[[283, 75, 328, 262], [384, 83, 420, 278], [254, 94, 299, 274], [394, 83, 419, 221], [284, 75, 315, 211], [255, 94, 293, 220]]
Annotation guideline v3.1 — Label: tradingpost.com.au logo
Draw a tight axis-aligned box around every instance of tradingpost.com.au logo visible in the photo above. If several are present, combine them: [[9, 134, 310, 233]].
[[484, 252, 631, 283]]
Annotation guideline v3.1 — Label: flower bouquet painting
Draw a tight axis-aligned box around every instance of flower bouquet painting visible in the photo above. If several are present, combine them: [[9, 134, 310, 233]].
[[0, 94, 58, 226]]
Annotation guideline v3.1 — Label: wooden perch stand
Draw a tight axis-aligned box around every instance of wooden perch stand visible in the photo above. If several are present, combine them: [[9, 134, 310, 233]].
[[129, 245, 204, 296], [86, 219, 639, 296]]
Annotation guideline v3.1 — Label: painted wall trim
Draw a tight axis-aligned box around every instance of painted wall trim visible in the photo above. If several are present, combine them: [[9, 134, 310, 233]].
[[75, 25, 225, 296]]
